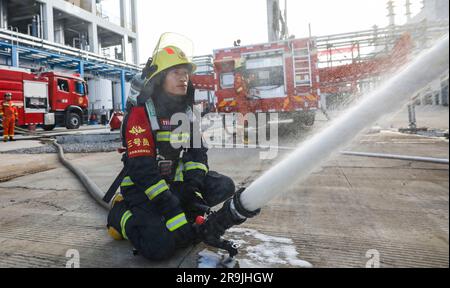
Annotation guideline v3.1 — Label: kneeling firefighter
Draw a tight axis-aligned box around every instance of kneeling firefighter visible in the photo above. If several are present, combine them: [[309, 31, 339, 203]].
[[105, 34, 260, 261]]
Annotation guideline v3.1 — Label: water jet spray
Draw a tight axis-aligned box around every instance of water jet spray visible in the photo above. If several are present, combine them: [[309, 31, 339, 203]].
[[199, 35, 449, 257]]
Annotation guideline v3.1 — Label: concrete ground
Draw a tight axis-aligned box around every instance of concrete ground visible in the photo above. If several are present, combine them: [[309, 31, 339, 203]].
[[0, 109, 448, 268]]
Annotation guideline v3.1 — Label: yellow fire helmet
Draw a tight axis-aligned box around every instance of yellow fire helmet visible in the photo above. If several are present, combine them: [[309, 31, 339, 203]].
[[147, 46, 196, 81], [142, 32, 197, 86]]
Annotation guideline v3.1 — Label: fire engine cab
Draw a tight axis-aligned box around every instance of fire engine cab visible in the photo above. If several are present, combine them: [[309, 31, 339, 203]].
[[0, 66, 88, 131], [211, 37, 320, 126]]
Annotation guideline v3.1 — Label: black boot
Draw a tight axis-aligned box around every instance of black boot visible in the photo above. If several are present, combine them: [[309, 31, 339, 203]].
[[9, 137, 15, 142]]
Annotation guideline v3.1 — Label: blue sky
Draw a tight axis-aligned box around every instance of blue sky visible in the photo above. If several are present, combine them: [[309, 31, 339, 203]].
[[137, 0, 423, 63]]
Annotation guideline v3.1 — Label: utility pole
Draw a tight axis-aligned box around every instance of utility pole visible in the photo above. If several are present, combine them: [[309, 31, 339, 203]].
[[267, 0, 280, 42], [283, 0, 289, 39], [267, 0, 289, 42], [405, 0, 412, 22], [387, 0, 396, 27], [386, 0, 396, 40]]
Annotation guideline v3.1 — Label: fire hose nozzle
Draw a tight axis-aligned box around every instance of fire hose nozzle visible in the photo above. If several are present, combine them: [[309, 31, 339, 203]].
[[231, 188, 261, 220], [196, 188, 261, 258]]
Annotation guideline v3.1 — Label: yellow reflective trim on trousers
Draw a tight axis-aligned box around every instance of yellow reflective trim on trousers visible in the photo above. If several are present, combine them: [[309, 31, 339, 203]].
[[145, 180, 169, 200], [184, 162, 208, 173], [120, 210, 133, 240], [166, 213, 188, 232], [174, 161, 184, 182], [120, 176, 135, 187]]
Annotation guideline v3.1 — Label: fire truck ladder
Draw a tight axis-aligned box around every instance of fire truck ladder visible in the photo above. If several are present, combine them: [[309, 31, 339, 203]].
[[292, 40, 313, 92]]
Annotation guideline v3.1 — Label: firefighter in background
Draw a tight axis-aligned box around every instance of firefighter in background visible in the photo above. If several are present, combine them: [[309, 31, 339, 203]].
[[234, 59, 252, 144], [234, 59, 249, 107], [105, 42, 248, 261], [0, 93, 18, 142]]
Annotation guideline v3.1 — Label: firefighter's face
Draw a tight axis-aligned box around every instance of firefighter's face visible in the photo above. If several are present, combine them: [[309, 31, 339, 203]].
[[163, 67, 190, 96]]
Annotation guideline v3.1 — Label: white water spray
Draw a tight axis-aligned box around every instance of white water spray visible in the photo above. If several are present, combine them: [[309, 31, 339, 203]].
[[240, 35, 449, 212]]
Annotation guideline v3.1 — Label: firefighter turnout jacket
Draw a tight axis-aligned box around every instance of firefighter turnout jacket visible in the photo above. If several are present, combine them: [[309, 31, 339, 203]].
[[116, 96, 209, 240]]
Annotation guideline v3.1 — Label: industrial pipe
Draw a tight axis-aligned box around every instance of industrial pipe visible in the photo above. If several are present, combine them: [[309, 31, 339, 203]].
[[208, 141, 449, 165], [341, 151, 449, 165], [239, 35, 449, 212]]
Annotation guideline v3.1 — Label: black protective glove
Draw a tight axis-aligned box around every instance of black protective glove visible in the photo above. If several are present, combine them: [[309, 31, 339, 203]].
[[195, 190, 261, 257], [171, 182, 210, 222], [199, 189, 261, 240], [200, 199, 245, 239]]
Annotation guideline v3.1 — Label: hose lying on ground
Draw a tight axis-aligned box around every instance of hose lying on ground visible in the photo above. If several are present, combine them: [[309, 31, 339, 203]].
[[52, 139, 110, 210]]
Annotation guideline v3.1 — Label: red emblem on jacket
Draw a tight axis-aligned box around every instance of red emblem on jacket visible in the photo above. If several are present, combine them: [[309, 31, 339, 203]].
[[125, 107, 156, 158]]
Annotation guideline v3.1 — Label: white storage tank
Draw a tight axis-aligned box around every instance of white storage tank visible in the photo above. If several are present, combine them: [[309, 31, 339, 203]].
[[87, 78, 113, 110], [113, 81, 131, 111]]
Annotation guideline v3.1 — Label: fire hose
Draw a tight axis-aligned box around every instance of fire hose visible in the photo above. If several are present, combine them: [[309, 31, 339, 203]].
[[52, 139, 110, 210]]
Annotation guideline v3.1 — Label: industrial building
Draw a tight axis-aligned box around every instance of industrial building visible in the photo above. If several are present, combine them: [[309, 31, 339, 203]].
[[0, 0, 140, 116]]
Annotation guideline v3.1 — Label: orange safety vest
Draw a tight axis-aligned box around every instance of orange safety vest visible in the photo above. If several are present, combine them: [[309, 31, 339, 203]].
[[0, 100, 18, 119]]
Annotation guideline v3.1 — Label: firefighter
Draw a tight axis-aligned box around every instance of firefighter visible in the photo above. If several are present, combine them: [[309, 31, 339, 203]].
[[106, 44, 244, 261], [234, 59, 248, 101], [234, 60, 252, 144], [0, 93, 18, 142]]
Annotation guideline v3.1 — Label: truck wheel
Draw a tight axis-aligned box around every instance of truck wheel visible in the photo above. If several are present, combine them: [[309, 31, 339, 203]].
[[304, 113, 315, 126], [43, 125, 56, 131], [66, 113, 81, 130]]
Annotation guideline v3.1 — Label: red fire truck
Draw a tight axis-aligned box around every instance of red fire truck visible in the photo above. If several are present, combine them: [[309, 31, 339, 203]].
[[0, 66, 89, 131], [192, 37, 320, 126]]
